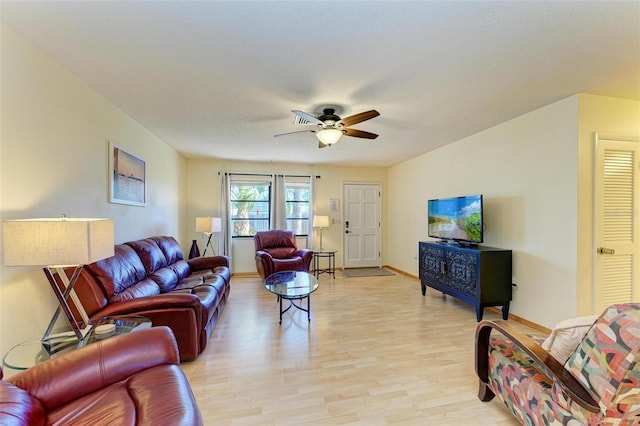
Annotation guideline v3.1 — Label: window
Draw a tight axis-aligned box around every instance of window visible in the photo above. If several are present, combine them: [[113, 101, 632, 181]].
[[230, 181, 270, 237], [285, 181, 310, 236]]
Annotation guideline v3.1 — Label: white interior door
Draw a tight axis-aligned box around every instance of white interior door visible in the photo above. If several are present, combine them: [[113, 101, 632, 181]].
[[594, 135, 639, 313], [343, 183, 381, 268]]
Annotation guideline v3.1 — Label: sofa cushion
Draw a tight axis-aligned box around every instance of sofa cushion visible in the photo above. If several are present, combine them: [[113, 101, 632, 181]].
[[151, 236, 185, 265], [126, 239, 168, 275], [110, 278, 160, 303], [170, 260, 192, 280], [86, 244, 148, 299], [487, 335, 592, 424], [264, 247, 296, 258], [44, 365, 200, 426], [149, 267, 179, 293]]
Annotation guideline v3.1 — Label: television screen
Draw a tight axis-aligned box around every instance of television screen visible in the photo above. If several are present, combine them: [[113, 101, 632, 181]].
[[428, 195, 483, 244]]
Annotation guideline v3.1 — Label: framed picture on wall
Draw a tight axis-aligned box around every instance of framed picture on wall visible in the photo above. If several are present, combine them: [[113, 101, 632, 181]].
[[109, 141, 146, 206]]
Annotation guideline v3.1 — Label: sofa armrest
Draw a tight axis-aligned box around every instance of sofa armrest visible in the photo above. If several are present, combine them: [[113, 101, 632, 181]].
[[92, 293, 202, 317], [255, 250, 274, 280], [187, 255, 229, 271], [295, 248, 313, 269], [475, 320, 599, 413], [8, 327, 179, 412]]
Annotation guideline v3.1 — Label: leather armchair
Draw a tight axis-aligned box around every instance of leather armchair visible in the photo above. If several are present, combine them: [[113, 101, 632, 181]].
[[0, 326, 203, 425], [254, 230, 313, 280]]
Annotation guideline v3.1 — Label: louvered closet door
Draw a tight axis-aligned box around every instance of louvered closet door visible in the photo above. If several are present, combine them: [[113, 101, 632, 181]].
[[594, 136, 639, 313]]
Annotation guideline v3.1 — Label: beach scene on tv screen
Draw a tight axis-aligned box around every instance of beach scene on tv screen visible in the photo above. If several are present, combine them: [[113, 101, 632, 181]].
[[429, 196, 482, 242]]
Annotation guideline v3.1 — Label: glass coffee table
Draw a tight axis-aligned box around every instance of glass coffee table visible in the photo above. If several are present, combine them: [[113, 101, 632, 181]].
[[264, 271, 319, 324], [2, 315, 151, 375]]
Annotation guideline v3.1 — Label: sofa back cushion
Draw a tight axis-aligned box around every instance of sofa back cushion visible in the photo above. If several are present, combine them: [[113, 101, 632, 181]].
[[110, 277, 161, 302], [151, 236, 185, 265], [254, 230, 298, 259], [127, 237, 189, 293], [565, 303, 640, 415], [85, 244, 149, 301], [126, 238, 168, 274]]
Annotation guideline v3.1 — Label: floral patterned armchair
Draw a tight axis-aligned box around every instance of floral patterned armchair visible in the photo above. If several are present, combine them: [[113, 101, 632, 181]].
[[475, 303, 640, 425]]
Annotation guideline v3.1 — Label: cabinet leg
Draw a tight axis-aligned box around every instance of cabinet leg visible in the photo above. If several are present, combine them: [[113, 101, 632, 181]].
[[502, 302, 510, 320], [421, 283, 426, 296]]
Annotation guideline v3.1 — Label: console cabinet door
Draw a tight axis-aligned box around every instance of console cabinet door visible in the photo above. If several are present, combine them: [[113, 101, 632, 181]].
[[419, 243, 445, 295], [446, 250, 478, 297]]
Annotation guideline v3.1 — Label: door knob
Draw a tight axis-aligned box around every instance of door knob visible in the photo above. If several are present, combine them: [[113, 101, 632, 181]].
[[598, 247, 615, 255]]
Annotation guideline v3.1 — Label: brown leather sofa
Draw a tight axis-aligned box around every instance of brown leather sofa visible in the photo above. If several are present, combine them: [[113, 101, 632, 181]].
[[72, 236, 230, 361], [254, 230, 313, 280], [0, 326, 203, 425]]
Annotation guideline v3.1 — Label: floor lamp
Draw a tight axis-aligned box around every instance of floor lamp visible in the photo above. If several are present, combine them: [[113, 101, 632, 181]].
[[313, 215, 330, 251], [196, 216, 222, 256], [3, 217, 114, 343]]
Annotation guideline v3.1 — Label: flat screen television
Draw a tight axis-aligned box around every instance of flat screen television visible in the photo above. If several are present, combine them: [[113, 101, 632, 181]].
[[428, 194, 483, 245]]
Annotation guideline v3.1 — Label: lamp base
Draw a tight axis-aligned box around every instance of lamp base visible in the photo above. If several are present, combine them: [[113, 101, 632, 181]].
[[42, 266, 92, 343], [202, 233, 216, 256]]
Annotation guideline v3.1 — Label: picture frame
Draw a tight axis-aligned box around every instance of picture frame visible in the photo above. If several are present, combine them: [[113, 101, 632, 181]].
[[109, 141, 146, 206]]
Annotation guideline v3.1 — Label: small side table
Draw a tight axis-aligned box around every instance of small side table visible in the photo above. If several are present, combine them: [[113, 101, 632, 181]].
[[2, 315, 151, 376], [313, 250, 337, 278]]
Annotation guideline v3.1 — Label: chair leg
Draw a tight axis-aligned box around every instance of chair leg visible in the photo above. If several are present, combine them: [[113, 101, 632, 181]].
[[478, 380, 495, 402]]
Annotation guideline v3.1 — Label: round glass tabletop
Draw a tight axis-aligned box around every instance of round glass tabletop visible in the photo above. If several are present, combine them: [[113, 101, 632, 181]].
[[264, 271, 319, 299]]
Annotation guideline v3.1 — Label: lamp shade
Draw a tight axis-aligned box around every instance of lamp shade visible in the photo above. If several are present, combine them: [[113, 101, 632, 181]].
[[3, 218, 114, 266], [313, 215, 330, 228], [196, 216, 222, 233], [316, 128, 343, 145]]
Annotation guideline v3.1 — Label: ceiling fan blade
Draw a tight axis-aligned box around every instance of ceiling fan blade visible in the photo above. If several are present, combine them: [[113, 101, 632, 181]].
[[291, 110, 323, 125], [338, 110, 380, 127], [343, 128, 379, 139], [274, 130, 315, 137]]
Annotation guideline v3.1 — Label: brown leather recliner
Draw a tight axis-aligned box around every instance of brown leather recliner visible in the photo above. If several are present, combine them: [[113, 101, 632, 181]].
[[254, 230, 313, 280], [0, 326, 203, 425]]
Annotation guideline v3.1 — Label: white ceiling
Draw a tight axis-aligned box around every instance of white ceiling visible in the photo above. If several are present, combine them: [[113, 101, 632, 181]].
[[2, 1, 639, 167]]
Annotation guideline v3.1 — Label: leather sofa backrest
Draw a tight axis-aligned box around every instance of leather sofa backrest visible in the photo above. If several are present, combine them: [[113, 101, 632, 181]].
[[72, 236, 199, 316], [254, 230, 298, 259], [126, 238, 169, 274], [126, 237, 189, 293], [152, 236, 185, 264], [75, 244, 151, 316]]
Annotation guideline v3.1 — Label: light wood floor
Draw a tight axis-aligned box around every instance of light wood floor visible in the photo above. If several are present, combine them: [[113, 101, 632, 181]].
[[181, 271, 522, 425]]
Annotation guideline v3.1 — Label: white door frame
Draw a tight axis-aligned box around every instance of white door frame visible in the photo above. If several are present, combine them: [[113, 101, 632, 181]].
[[343, 182, 382, 269]]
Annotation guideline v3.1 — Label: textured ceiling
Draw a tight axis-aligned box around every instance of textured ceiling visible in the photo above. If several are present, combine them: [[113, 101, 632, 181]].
[[2, 1, 639, 167]]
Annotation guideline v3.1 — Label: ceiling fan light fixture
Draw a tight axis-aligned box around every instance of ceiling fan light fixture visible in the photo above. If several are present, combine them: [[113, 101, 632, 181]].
[[316, 128, 343, 146]]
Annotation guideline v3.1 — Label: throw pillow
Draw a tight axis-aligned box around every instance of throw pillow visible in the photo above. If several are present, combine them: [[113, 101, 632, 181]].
[[541, 315, 599, 364]]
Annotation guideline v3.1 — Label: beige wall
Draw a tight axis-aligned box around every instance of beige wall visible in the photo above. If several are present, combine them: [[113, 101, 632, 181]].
[[576, 94, 640, 314], [186, 159, 387, 273], [387, 94, 639, 328], [0, 26, 187, 356]]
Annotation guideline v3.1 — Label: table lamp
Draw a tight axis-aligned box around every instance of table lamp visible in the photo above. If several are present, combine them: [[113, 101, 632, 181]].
[[196, 216, 222, 256], [3, 216, 114, 342], [313, 215, 330, 251]]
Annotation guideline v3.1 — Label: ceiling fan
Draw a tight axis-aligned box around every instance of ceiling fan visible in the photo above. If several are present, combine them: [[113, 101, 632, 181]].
[[274, 108, 380, 148]]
